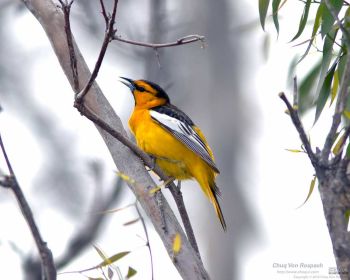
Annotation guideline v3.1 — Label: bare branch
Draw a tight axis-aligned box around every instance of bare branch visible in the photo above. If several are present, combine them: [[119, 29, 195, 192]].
[[0, 132, 56, 280], [99, 0, 108, 26], [59, 0, 79, 92], [113, 34, 206, 49], [279, 92, 318, 167], [75, 0, 119, 101]]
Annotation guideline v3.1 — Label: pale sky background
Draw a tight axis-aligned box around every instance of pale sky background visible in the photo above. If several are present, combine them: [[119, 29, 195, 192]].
[[0, 1, 342, 279]]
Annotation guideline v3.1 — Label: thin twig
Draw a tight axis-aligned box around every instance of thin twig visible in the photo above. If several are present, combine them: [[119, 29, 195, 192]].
[[135, 202, 154, 280], [113, 34, 205, 49], [293, 76, 298, 108], [168, 184, 200, 257], [75, 0, 119, 101], [279, 92, 319, 167], [99, 0, 108, 26], [0, 132, 56, 280], [321, 53, 350, 162], [59, 0, 79, 92]]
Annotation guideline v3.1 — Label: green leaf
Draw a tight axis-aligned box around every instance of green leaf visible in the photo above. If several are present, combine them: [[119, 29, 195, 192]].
[[259, 0, 271, 31], [314, 62, 337, 124], [126, 267, 137, 279], [321, 0, 343, 38], [297, 176, 316, 209], [93, 245, 108, 262], [298, 3, 323, 63], [98, 251, 130, 267], [272, 0, 282, 34], [346, 142, 350, 158], [332, 132, 345, 155], [298, 61, 322, 113], [330, 69, 339, 105], [285, 148, 303, 153], [315, 28, 339, 100], [290, 0, 312, 42]]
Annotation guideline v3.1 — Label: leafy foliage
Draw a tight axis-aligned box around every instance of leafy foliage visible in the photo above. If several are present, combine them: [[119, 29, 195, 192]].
[[259, 0, 349, 123]]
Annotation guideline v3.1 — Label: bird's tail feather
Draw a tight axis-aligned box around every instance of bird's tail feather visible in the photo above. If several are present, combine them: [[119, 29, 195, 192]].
[[210, 183, 227, 231]]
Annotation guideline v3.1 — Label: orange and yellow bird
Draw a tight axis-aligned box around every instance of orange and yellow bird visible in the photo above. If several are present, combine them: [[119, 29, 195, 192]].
[[120, 77, 226, 230]]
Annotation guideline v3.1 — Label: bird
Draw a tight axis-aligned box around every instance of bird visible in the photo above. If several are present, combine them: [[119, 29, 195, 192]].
[[120, 77, 226, 230]]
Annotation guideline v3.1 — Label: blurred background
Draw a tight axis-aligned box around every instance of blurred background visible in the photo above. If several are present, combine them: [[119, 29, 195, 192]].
[[0, 0, 339, 279]]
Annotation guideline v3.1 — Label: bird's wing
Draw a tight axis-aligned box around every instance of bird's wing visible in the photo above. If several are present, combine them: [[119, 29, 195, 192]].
[[150, 106, 219, 173]]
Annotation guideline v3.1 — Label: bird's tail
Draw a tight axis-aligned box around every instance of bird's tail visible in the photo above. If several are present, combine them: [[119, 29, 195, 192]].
[[198, 178, 227, 231], [210, 182, 227, 231]]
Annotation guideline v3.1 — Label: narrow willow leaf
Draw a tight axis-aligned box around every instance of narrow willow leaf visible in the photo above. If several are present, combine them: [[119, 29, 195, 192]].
[[314, 62, 337, 124], [345, 6, 350, 29], [291, 0, 312, 42], [345, 210, 350, 231], [315, 28, 338, 99], [93, 245, 109, 262], [343, 110, 350, 119], [321, 0, 343, 37], [332, 134, 345, 155], [272, 0, 282, 34], [116, 171, 136, 184], [298, 61, 322, 113], [126, 267, 137, 279], [298, 3, 323, 63], [346, 142, 350, 158], [98, 251, 130, 267], [297, 176, 316, 209], [173, 233, 182, 255], [259, 0, 270, 31], [330, 69, 339, 106], [285, 149, 303, 153], [123, 218, 140, 226]]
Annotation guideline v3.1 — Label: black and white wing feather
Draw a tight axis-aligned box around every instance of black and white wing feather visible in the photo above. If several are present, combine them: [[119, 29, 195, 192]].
[[150, 105, 219, 173]]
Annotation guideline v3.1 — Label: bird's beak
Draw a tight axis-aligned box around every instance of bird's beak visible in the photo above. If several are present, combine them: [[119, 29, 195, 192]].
[[120, 77, 136, 91]]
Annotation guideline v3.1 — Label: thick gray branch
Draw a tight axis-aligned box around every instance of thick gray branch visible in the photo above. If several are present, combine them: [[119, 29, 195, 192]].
[[21, 0, 209, 279]]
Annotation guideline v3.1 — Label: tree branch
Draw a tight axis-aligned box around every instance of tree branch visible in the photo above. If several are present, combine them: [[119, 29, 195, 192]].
[[113, 34, 206, 49], [0, 132, 56, 280], [21, 0, 209, 278], [279, 92, 319, 167], [75, 0, 119, 101]]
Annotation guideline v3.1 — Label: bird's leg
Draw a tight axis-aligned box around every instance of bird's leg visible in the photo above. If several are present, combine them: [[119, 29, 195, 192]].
[[145, 155, 156, 171], [177, 180, 181, 190]]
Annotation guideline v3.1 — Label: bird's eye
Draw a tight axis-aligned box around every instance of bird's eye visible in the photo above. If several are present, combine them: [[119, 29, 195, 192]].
[[137, 86, 146, 92]]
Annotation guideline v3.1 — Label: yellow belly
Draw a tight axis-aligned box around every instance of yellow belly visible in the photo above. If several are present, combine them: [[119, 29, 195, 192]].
[[129, 109, 203, 180]]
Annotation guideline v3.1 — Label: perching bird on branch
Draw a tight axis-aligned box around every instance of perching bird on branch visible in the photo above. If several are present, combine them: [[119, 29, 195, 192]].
[[120, 77, 226, 230]]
